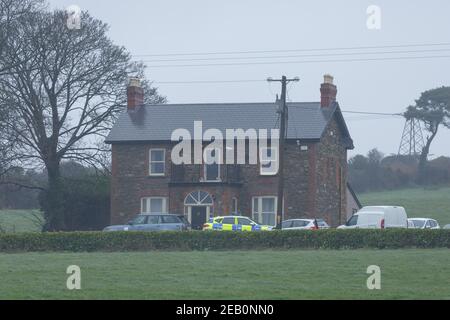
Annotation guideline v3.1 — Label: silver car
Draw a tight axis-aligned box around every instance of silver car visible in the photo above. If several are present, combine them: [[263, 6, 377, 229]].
[[103, 214, 190, 232], [407, 218, 440, 229], [282, 218, 330, 230]]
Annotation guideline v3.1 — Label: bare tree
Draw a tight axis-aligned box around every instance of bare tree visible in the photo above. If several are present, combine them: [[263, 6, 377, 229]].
[[0, 0, 45, 179], [0, 8, 165, 230], [0, 0, 43, 74]]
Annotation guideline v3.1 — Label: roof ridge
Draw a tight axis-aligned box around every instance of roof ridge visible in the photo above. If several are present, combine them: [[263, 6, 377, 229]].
[[288, 102, 321, 107], [144, 102, 276, 107], [143, 101, 320, 107]]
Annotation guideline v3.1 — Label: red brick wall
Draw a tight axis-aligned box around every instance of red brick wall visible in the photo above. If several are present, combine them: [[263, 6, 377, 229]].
[[110, 127, 348, 226]]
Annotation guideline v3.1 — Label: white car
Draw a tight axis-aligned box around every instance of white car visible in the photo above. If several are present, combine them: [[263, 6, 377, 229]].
[[407, 218, 440, 229], [338, 206, 408, 229], [282, 219, 329, 230]]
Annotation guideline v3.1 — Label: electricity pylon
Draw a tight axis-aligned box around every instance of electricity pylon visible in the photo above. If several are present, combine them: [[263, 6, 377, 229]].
[[398, 117, 425, 157]]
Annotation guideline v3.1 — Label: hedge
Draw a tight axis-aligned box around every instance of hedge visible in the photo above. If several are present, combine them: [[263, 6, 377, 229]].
[[0, 229, 449, 252]]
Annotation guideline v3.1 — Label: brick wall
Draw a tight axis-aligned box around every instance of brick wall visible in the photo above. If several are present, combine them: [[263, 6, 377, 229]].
[[110, 122, 348, 226], [315, 118, 348, 226]]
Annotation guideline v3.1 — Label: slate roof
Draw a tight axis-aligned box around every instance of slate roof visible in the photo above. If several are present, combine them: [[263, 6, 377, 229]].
[[105, 101, 354, 149]]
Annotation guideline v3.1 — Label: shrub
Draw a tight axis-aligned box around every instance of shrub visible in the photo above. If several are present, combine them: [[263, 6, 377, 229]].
[[0, 229, 449, 253]]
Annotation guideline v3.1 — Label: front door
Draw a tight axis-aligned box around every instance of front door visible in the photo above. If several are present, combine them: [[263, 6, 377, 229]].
[[191, 206, 207, 230]]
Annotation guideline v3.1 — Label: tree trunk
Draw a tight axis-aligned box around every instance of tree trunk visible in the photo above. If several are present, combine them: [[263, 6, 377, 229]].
[[417, 128, 438, 184], [42, 160, 65, 231]]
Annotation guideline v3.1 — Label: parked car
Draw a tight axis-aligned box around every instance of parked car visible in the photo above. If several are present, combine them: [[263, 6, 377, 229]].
[[177, 215, 191, 229], [103, 214, 190, 232], [203, 216, 273, 231], [338, 206, 408, 229], [407, 218, 440, 229], [444, 224, 450, 229], [282, 219, 329, 230]]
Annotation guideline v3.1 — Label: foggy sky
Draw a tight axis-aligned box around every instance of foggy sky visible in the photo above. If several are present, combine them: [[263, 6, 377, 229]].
[[50, 0, 450, 158]]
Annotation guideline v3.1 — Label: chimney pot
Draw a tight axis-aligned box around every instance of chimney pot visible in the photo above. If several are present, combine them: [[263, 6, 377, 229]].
[[320, 74, 337, 108], [323, 74, 334, 84], [129, 77, 141, 87], [127, 77, 144, 111]]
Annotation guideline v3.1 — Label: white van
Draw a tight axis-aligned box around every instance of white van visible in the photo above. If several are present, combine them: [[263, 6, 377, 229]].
[[338, 206, 408, 229]]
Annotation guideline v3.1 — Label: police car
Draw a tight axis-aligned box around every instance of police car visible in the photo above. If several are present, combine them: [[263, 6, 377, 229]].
[[202, 215, 274, 231]]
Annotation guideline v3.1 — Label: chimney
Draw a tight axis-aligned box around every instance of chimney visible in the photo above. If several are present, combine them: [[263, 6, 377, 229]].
[[127, 77, 144, 111], [320, 74, 337, 107]]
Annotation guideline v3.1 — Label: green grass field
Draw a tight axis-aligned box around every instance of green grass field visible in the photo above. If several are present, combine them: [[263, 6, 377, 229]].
[[0, 209, 43, 233], [359, 187, 450, 225], [0, 249, 449, 299], [1, 189, 449, 300]]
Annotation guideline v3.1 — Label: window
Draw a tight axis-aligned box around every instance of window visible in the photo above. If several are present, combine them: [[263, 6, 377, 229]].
[[346, 215, 358, 226], [282, 220, 293, 229], [147, 215, 160, 224], [252, 196, 277, 227], [260, 147, 278, 175], [141, 197, 168, 214], [317, 219, 329, 228], [412, 219, 425, 228], [237, 217, 253, 226], [184, 191, 213, 206], [293, 220, 310, 228], [231, 197, 238, 214], [128, 215, 147, 225], [149, 149, 165, 176], [204, 148, 221, 181], [222, 217, 236, 225], [161, 215, 181, 224]]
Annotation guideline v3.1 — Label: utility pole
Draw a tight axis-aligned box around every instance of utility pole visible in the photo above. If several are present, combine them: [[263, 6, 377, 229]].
[[267, 76, 299, 229]]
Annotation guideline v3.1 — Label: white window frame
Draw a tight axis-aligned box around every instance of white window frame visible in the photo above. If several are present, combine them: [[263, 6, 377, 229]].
[[141, 197, 168, 214], [149, 149, 165, 176], [251, 196, 278, 227], [260, 147, 278, 176], [231, 197, 238, 214], [203, 147, 221, 182]]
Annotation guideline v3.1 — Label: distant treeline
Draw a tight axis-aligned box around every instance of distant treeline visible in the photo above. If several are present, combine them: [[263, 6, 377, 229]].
[[348, 149, 450, 193], [0, 161, 96, 209], [0, 167, 43, 209]]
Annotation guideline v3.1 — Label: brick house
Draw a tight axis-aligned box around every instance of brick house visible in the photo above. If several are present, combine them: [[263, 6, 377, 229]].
[[105, 75, 354, 228]]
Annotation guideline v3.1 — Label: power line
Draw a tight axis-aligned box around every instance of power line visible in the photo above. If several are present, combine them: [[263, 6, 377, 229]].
[[146, 79, 413, 118], [146, 80, 415, 117], [345, 116, 402, 122], [139, 48, 450, 63], [342, 110, 403, 116], [143, 54, 450, 68], [133, 41, 450, 57], [153, 79, 265, 84]]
